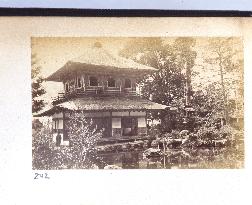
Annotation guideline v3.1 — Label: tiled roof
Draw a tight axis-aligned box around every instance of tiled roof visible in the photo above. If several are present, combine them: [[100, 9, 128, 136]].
[[35, 97, 168, 116], [71, 46, 156, 71], [46, 43, 157, 82]]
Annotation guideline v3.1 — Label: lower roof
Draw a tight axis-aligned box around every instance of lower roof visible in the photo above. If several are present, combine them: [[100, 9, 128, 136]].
[[35, 97, 168, 116]]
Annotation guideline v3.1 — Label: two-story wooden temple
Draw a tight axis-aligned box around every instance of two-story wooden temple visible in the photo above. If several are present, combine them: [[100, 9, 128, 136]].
[[36, 42, 167, 146]]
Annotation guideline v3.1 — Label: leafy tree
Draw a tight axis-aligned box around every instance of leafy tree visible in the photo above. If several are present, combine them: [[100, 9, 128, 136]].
[[192, 82, 226, 127], [120, 37, 196, 109], [32, 118, 43, 131], [204, 37, 243, 123], [32, 120, 58, 169], [120, 37, 197, 132], [32, 54, 46, 113], [32, 112, 104, 169], [64, 111, 104, 169], [173, 38, 197, 106]]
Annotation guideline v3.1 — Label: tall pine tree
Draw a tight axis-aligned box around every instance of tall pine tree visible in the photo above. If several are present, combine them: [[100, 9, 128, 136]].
[[32, 54, 46, 113], [204, 37, 243, 123]]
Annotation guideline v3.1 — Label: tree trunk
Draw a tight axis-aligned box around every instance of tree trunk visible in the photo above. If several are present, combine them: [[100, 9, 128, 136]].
[[185, 62, 192, 107], [219, 60, 228, 123]]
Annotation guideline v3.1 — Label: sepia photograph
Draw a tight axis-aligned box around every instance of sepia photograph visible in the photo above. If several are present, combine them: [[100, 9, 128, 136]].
[[1, 14, 251, 205], [32, 36, 244, 169]]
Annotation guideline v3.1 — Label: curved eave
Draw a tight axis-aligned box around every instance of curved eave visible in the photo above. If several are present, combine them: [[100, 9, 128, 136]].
[[34, 97, 168, 117], [33, 107, 64, 117], [34, 107, 167, 117], [46, 61, 157, 82]]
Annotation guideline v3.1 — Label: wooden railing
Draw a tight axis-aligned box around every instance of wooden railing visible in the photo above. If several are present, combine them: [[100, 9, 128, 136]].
[[52, 92, 66, 105], [77, 86, 138, 96], [52, 87, 139, 105]]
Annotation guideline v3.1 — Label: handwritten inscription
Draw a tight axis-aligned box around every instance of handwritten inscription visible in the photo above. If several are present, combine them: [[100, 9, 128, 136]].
[[34, 172, 50, 179]]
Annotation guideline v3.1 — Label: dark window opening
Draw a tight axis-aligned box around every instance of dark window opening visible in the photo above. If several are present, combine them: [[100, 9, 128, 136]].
[[65, 83, 69, 92], [69, 80, 75, 86], [63, 131, 69, 141], [54, 120, 56, 130], [92, 118, 111, 138], [56, 133, 61, 147], [125, 79, 131, 88], [89, 76, 98, 86], [77, 77, 82, 88], [108, 78, 116, 87], [122, 117, 137, 136]]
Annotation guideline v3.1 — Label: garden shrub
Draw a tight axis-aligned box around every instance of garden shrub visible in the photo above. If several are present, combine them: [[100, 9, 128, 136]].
[[32, 112, 104, 169]]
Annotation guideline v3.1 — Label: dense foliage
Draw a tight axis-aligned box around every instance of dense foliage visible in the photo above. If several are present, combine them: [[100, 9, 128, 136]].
[[65, 111, 104, 169], [32, 54, 46, 113], [197, 37, 243, 124], [32, 112, 104, 170], [120, 37, 243, 130], [120, 37, 196, 108]]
